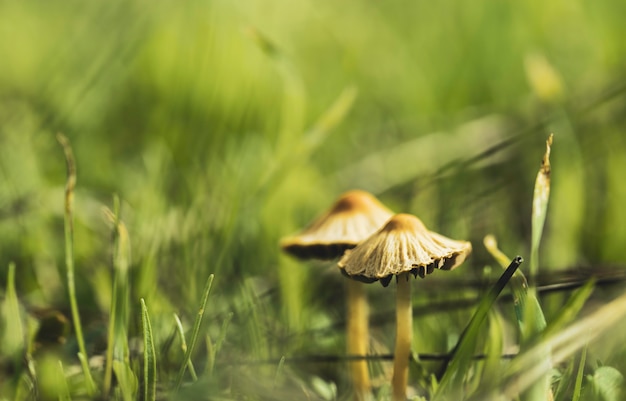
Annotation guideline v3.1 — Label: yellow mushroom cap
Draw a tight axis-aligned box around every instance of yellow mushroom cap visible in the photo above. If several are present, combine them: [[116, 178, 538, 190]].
[[280, 190, 394, 260], [338, 213, 472, 286]]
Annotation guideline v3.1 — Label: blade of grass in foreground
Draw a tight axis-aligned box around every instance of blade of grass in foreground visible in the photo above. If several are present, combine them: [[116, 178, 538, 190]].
[[141, 298, 157, 401], [174, 313, 198, 381], [273, 356, 286, 389], [572, 346, 587, 401], [206, 311, 233, 377], [522, 134, 553, 401], [57, 361, 71, 401], [530, 134, 553, 282], [103, 198, 133, 397], [483, 235, 544, 331], [2, 263, 23, 361], [57, 134, 96, 396], [433, 256, 523, 400], [113, 360, 137, 401], [487, 237, 595, 401], [468, 288, 626, 401], [175, 274, 214, 390], [540, 279, 594, 339]]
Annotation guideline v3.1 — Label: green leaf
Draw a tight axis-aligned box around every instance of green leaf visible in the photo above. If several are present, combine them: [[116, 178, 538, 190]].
[[483, 235, 547, 336], [214, 312, 233, 361], [542, 280, 595, 339], [173, 313, 197, 381], [530, 134, 553, 280], [57, 361, 71, 401], [175, 274, 214, 389], [479, 310, 505, 388], [590, 366, 623, 401], [104, 198, 132, 397], [572, 347, 587, 401], [57, 134, 96, 396], [273, 356, 286, 389], [303, 86, 358, 153], [521, 134, 553, 401], [113, 360, 138, 401], [433, 256, 523, 400], [141, 298, 157, 401], [468, 288, 626, 401]]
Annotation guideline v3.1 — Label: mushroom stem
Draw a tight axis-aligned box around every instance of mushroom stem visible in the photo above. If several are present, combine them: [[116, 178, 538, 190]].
[[347, 279, 371, 401], [392, 272, 412, 401]]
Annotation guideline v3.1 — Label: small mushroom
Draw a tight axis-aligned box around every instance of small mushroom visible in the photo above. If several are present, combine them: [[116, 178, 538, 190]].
[[281, 190, 393, 401], [338, 213, 471, 401], [281, 189, 394, 260]]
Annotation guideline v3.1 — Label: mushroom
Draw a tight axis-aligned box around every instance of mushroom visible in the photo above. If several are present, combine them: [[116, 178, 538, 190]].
[[338, 213, 471, 401], [281, 190, 393, 401]]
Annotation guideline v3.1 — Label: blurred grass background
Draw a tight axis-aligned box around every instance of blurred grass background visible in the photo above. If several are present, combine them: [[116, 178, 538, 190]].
[[1, 0, 626, 399]]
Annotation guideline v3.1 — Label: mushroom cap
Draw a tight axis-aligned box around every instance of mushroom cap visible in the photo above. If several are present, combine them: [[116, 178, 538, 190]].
[[280, 190, 394, 260], [338, 213, 472, 287]]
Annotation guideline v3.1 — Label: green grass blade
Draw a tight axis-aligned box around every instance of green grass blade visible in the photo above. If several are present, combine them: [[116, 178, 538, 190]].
[[57, 361, 71, 401], [57, 134, 96, 396], [103, 265, 118, 396], [484, 235, 547, 335], [542, 279, 594, 339], [175, 273, 214, 390], [204, 311, 233, 377], [214, 312, 233, 359], [113, 360, 138, 401], [552, 280, 595, 401], [2, 262, 23, 360], [273, 356, 286, 389], [484, 141, 555, 401], [173, 313, 198, 381], [530, 134, 553, 281], [480, 311, 505, 388], [37, 355, 72, 400], [469, 288, 626, 401], [433, 256, 523, 400], [103, 199, 132, 396], [302, 86, 358, 152], [521, 134, 554, 401], [206, 335, 215, 377], [572, 346, 587, 401], [77, 353, 94, 396], [1, 262, 24, 398], [553, 355, 574, 401], [141, 298, 157, 401]]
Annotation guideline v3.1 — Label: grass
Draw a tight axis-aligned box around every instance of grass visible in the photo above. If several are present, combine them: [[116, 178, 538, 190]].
[[2, 0, 626, 400], [57, 133, 96, 396], [140, 298, 156, 401]]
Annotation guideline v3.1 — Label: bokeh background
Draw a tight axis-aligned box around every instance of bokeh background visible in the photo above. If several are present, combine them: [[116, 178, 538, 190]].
[[2, 0, 626, 399]]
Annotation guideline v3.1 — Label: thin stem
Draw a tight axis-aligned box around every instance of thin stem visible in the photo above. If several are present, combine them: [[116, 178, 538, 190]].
[[392, 272, 412, 401], [57, 134, 96, 395], [346, 279, 371, 401], [175, 274, 214, 390]]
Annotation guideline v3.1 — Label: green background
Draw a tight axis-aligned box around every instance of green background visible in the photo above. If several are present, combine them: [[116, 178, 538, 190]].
[[1, 0, 626, 399]]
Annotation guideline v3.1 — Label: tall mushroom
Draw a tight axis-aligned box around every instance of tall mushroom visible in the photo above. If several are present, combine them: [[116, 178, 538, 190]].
[[281, 190, 393, 401], [338, 213, 471, 401]]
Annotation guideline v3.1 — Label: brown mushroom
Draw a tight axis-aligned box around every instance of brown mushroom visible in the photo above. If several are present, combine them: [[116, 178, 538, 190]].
[[281, 190, 395, 260], [338, 213, 471, 401], [281, 190, 393, 401]]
